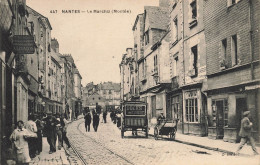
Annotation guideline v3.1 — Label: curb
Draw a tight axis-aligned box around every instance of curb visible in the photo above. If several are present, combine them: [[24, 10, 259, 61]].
[[147, 132, 251, 157]]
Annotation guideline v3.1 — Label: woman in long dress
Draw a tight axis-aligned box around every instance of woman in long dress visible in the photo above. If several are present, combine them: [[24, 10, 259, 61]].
[[10, 120, 36, 165]]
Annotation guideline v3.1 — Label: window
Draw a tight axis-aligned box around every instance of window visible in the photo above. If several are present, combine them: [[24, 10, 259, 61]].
[[172, 17, 178, 43], [185, 91, 198, 122], [173, 54, 179, 77], [189, 45, 198, 77], [221, 39, 227, 60], [154, 55, 158, 73], [144, 30, 149, 45], [227, 0, 240, 7], [171, 96, 180, 120], [231, 35, 238, 66], [189, 0, 197, 28], [143, 59, 147, 78], [190, 0, 197, 19], [220, 39, 227, 69], [109, 90, 112, 94]]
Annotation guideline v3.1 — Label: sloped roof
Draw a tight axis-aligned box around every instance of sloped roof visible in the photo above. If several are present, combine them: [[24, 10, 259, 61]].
[[27, 6, 52, 30], [100, 82, 120, 91], [144, 6, 169, 30]]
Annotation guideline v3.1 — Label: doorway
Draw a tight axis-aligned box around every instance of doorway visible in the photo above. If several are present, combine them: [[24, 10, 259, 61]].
[[212, 99, 228, 139], [151, 95, 156, 117], [236, 98, 247, 141]]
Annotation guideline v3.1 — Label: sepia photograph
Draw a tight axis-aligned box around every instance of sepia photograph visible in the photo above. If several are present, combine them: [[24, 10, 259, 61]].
[[0, 0, 259, 164]]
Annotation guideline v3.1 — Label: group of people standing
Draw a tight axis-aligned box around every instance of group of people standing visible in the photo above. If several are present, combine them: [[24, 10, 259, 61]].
[[84, 103, 108, 132], [9, 113, 71, 165]]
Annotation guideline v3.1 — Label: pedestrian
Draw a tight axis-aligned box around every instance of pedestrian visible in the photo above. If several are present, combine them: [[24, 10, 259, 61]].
[[69, 107, 72, 121], [43, 114, 58, 154], [236, 111, 259, 155], [60, 114, 71, 149], [35, 115, 44, 155], [24, 114, 38, 159], [56, 114, 63, 150], [84, 110, 92, 132], [93, 112, 100, 132], [96, 103, 101, 115], [103, 110, 107, 123], [10, 120, 37, 165]]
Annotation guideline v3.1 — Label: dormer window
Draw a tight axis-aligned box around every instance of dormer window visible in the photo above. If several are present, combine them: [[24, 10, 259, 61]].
[[144, 30, 150, 46]]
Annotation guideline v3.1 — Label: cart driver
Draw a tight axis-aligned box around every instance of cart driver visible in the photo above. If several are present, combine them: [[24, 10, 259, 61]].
[[157, 112, 166, 126]]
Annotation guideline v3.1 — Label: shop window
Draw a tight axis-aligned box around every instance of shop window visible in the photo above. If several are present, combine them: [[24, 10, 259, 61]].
[[185, 91, 198, 122]]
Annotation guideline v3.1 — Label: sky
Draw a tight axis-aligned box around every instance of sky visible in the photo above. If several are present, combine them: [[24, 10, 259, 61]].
[[26, 0, 159, 86]]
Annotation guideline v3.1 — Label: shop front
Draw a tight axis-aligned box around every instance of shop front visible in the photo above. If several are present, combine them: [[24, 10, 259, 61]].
[[207, 84, 260, 143], [182, 84, 207, 136]]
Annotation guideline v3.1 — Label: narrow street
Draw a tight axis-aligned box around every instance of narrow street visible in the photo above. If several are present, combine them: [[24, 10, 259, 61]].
[[67, 115, 259, 165]]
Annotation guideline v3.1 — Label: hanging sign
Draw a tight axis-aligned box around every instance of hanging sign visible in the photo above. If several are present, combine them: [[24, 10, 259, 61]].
[[13, 35, 35, 54]]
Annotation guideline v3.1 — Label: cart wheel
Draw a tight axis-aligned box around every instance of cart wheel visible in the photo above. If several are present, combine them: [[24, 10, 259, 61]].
[[154, 127, 158, 140], [145, 128, 149, 138]]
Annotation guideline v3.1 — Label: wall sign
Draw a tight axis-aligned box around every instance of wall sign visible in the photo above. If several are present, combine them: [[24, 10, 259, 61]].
[[13, 35, 35, 54]]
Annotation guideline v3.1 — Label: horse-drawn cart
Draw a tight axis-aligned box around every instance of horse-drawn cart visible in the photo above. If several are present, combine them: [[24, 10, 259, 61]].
[[121, 101, 148, 138]]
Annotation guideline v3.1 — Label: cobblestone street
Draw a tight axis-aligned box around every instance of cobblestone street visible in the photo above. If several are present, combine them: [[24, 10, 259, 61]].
[[67, 116, 259, 165]]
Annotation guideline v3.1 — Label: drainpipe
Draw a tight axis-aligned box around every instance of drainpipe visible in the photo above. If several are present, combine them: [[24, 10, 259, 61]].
[[182, 0, 185, 134], [249, 0, 254, 80]]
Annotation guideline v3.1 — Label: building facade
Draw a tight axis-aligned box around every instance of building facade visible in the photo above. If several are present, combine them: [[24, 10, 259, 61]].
[[204, 0, 260, 143]]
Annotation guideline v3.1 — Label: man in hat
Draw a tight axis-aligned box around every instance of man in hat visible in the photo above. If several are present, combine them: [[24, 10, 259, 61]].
[[236, 111, 259, 155], [157, 112, 166, 125]]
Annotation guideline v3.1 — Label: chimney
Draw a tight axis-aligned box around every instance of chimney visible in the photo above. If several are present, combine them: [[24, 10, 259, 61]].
[[126, 48, 132, 57], [51, 38, 59, 53], [159, 0, 169, 8]]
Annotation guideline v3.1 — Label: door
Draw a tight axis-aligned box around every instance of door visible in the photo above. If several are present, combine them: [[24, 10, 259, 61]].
[[216, 100, 224, 139], [212, 99, 228, 139], [166, 96, 171, 119], [236, 98, 247, 141], [151, 96, 156, 117]]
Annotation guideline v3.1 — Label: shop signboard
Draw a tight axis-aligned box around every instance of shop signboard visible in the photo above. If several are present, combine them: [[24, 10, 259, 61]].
[[124, 102, 146, 116], [13, 35, 35, 54]]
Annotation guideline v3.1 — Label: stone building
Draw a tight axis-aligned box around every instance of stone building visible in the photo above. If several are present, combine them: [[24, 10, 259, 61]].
[[27, 6, 54, 115], [98, 81, 121, 107], [204, 0, 260, 143], [74, 68, 82, 117], [139, 5, 170, 121], [181, 0, 207, 136], [83, 81, 120, 110]]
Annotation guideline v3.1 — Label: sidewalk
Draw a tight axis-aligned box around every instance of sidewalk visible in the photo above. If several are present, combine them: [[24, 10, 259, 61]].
[[148, 127, 260, 156], [30, 137, 70, 165]]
